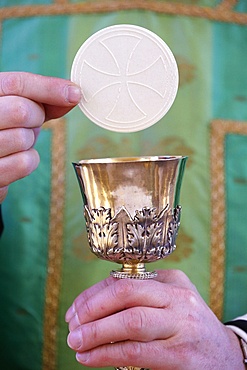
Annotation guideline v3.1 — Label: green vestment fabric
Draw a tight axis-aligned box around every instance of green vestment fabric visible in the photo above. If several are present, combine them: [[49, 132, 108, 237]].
[[0, 1, 247, 369]]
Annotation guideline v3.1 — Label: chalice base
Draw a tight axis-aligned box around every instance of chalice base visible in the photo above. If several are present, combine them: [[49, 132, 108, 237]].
[[110, 263, 157, 279]]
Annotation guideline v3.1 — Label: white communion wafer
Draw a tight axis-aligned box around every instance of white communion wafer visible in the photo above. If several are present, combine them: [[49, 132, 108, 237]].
[[71, 24, 179, 133]]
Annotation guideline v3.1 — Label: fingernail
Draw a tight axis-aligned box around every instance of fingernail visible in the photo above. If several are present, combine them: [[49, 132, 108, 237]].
[[65, 305, 74, 322], [65, 306, 74, 322], [76, 351, 90, 363], [67, 328, 82, 350], [69, 312, 81, 331], [66, 85, 81, 104]]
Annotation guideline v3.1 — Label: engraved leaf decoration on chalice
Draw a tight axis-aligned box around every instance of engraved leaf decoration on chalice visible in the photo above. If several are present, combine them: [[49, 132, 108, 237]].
[[125, 207, 165, 259], [126, 206, 180, 262], [84, 205, 182, 264], [84, 206, 118, 258], [165, 205, 181, 254], [80, 33, 170, 124]]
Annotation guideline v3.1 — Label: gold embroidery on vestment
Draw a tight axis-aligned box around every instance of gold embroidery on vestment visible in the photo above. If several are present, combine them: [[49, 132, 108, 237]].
[[210, 119, 247, 319], [42, 119, 66, 370], [0, 1, 247, 25]]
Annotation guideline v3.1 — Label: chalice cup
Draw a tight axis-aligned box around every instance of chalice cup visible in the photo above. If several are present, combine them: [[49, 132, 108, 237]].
[[73, 155, 187, 370]]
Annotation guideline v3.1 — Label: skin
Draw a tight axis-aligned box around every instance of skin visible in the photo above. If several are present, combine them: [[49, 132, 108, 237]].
[[0, 71, 81, 203], [65, 270, 245, 369]]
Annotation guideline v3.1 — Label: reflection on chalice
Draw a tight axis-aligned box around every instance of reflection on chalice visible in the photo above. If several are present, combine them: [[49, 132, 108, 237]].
[[73, 155, 187, 370]]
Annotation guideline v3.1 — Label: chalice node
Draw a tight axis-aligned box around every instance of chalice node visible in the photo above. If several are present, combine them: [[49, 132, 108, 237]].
[[73, 155, 187, 370]]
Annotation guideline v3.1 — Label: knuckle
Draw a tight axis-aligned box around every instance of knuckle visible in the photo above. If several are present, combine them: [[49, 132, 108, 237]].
[[14, 128, 35, 151], [16, 149, 39, 177], [112, 279, 136, 301], [172, 284, 199, 310], [123, 308, 146, 337], [11, 100, 31, 126], [1, 73, 24, 96], [83, 298, 95, 319], [0, 150, 39, 187], [94, 345, 113, 365], [168, 284, 200, 316], [88, 321, 99, 343], [169, 269, 198, 292], [173, 269, 186, 277], [120, 341, 142, 362], [183, 288, 199, 307], [171, 269, 189, 281], [177, 289, 203, 332]]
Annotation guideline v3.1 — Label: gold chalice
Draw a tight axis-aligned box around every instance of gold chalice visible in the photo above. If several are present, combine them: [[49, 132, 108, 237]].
[[73, 155, 187, 370]]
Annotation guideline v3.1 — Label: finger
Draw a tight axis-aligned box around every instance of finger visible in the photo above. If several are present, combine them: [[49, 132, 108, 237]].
[[69, 279, 173, 330], [65, 276, 115, 323], [75, 339, 179, 369], [42, 103, 78, 122], [0, 149, 40, 187], [0, 96, 45, 129], [69, 276, 203, 332], [67, 307, 176, 352], [76, 340, 148, 368], [0, 186, 8, 203], [0, 128, 35, 157], [0, 72, 81, 106]]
